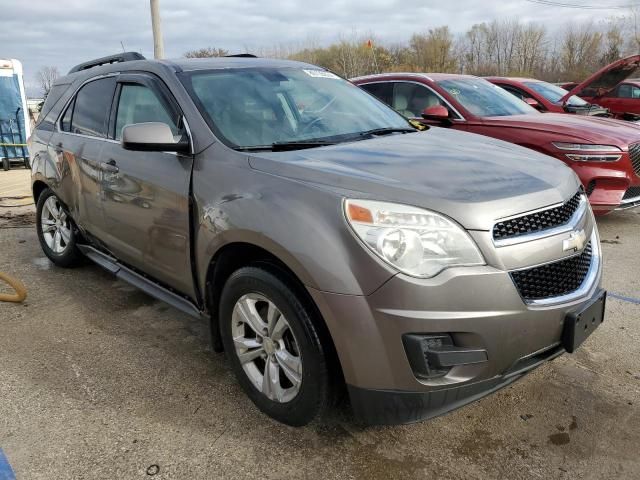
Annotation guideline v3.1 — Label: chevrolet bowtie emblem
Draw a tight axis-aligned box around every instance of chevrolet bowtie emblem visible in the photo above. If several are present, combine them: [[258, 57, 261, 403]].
[[563, 229, 587, 253]]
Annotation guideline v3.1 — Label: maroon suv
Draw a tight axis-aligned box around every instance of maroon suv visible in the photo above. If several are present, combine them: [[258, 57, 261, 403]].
[[353, 73, 640, 213]]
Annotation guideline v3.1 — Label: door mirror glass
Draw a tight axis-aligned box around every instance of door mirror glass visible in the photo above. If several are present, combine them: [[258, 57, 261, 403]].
[[421, 105, 449, 121], [121, 122, 189, 152]]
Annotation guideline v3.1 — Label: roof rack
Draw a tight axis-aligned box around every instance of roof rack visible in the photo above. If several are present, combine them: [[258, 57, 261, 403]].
[[224, 53, 257, 58], [68, 52, 146, 74]]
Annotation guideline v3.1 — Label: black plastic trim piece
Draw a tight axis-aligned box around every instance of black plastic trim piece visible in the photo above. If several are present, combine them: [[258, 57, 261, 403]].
[[77, 244, 203, 319], [349, 344, 564, 425], [69, 52, 146, 74]]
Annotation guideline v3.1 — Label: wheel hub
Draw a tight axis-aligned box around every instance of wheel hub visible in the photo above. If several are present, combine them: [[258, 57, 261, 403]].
[[263, 337, 276, 356]]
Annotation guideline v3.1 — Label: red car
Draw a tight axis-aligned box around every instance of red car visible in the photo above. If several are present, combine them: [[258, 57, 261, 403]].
[[559, 55, 640, 120], [485, 76, 609, 117], [352, 73, 640, 213]]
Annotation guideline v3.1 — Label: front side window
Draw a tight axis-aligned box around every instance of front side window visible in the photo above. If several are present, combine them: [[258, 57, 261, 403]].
[[68, 77, 116, 137], [180, 67, 410, 149], [437, 78, 537, 117], [114, 84, 180, 140], [360, 82, 393, 105], [499, 85, 527, 101], [615, 84, 640, 99], [392, 82, 448, 118], [523, 81, 588, 107]]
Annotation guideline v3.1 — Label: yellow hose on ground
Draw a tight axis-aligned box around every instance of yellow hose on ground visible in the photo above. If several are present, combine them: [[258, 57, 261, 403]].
[[0, 272, 27, 303]]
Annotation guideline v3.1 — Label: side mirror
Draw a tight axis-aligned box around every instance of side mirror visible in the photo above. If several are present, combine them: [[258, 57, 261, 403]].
[[421, 105, 450, 122], [524, 98, 543, 110], [121, 122, 190, 153]]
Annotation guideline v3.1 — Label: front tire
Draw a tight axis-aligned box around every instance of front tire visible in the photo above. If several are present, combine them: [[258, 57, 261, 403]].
[[219, 266, 334, 426], [36, 188, 84, 267]]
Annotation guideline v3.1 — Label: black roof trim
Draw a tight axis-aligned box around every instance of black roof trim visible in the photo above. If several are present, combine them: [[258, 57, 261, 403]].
[[224, 53, 258, 58], [68, 52, 146, 74]]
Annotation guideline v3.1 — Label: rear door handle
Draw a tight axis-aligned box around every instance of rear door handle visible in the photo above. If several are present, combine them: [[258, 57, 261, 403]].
[[100, 159, 119, 173]]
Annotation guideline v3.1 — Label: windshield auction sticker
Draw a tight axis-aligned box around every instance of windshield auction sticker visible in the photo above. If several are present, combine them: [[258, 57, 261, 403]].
[[303, 69, 340, 79]]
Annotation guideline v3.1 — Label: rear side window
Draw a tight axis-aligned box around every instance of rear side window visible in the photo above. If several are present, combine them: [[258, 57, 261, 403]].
[[66, 77, 116, 137], [114, 84, 180, 140], [360, 82, 393, 105]]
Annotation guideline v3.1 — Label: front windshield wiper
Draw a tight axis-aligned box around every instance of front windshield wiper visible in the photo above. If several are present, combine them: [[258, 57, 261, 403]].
[[235, 140, 337, 152], [358, 127, 417, 137]]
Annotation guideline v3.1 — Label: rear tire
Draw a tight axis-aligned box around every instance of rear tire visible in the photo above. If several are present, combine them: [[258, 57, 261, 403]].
[[219, 266, 334, 426], [36, 188, 84, 268]]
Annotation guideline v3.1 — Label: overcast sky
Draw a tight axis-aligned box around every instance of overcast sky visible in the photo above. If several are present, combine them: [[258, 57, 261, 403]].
[[1, 0, 622, 96]]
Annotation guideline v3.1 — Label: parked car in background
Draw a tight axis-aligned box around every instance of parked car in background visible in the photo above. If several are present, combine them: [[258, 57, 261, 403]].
[[559, 55, 640, 120], [30, 53, 606, 426], [485, 76, 609, 117], [0, 58, 30, 170], [353, 73, 640, 213]]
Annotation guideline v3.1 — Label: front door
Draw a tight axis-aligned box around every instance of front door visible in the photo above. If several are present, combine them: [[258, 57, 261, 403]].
[[99, 74, 195, 297]]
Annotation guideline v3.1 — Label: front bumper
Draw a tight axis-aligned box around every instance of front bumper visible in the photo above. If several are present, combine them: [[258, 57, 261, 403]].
[[347, 342, 564, 425], [308, 224, 603, 424]]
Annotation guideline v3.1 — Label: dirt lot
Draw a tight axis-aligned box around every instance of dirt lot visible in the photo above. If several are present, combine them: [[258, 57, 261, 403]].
[[1, 169, 639, 479]]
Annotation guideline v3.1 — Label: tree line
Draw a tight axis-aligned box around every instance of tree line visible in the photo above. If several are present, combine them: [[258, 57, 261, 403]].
[[186, 15, 640, 83]]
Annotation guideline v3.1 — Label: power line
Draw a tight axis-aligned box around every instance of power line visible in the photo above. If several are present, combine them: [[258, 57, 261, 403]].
[[525, 0, 640, 9]]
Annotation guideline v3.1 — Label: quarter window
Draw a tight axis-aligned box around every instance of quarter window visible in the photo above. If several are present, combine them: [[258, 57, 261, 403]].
[[67, 77, 116, 137], [61, 98, 74, 132], [114, 84, 180, 140]]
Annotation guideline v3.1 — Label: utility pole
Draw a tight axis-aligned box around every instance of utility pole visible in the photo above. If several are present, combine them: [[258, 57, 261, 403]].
[[150, 0, 165, 59]]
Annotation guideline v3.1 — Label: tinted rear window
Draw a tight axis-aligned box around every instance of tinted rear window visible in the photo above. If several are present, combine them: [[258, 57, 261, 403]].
[[70, 77, 116, 137], [39, 83, 71, 120]]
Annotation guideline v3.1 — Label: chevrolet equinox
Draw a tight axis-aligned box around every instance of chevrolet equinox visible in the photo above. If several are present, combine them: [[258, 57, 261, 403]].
[[28, 53, 606, 426]]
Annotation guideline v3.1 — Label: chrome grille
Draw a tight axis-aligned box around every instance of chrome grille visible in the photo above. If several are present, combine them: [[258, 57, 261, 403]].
[[629, 143, 640, 176], [493, 191, 582, 241], [511, 242, 593, 301]]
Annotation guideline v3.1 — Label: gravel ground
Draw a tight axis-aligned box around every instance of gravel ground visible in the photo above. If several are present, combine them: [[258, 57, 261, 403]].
[[0, 178, 638, 479]]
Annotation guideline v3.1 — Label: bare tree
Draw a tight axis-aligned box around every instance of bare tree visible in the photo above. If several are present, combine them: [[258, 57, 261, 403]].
[[184, 47, 229, 58], [410, 27, 458, 73], [36, 66, 60, 98]]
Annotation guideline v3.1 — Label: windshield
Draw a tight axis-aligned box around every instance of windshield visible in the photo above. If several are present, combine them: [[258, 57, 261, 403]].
[[523, 81, 588, 107], [437, 77, 537, 117], [180, 67, 411, 149]]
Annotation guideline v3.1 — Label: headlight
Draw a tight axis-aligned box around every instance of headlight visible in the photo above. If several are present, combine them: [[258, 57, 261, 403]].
[[552, 142, 621, 162], [344, 199, 485, 278]]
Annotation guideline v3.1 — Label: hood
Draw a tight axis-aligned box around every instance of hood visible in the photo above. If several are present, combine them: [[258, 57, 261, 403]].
[[483, 112, 640, 146], [562, 54, 640, 103], [248, 129, 580, 231]]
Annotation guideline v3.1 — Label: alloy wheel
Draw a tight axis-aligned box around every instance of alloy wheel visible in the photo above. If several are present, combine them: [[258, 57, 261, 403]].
[[41, 196, 72, 254], [231, 293, 303, 403]]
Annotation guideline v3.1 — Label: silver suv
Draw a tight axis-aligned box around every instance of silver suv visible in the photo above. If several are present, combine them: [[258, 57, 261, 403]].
[[28, 53, 605, 425]]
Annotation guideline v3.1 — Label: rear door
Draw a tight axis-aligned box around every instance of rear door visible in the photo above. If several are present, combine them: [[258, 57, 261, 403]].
[[99, 73, 195, 296], [51, 76, 117, 239]]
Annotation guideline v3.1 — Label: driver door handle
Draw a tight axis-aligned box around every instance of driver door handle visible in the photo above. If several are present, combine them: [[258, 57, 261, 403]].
[[100, 159, 119, 173]]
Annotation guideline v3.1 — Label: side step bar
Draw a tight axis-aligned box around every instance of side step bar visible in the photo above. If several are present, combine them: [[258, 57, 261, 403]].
[[78, 244, 205, 319]]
